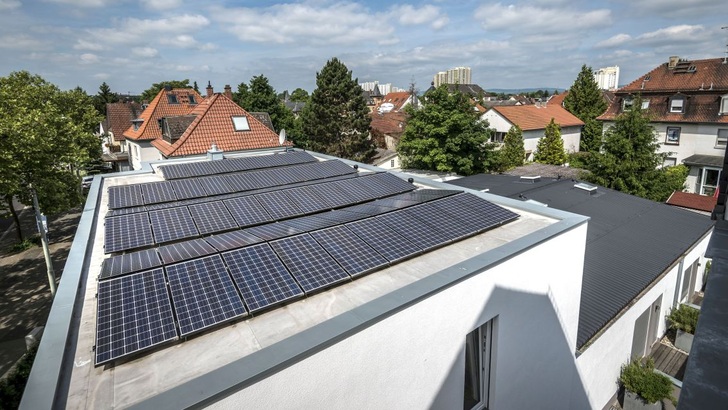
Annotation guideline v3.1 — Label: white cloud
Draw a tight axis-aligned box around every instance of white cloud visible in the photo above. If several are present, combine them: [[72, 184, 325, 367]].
[[0, 0, 21, 11], [142, 0, 182, 11], [44, 0, 112, 6], [634, 25, 708, 45], [86, 14, 210, 45], [94, 73, 110, 80], [475, 3, 612, 34], [596, 34, 632, 48], [73, 39, 105, 51], [79, 53, 99, 63], [392, 5, 449, 29], [619, 0, 724, 18], [0, 34, 46, 50], [131, 46, 159, 57], [159, 34, 217, 50]]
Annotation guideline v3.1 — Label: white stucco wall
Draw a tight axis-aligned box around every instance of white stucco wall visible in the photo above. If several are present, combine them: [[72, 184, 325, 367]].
[[654, 123, 725, 164], [574, 230, 712, 409], [127, 140, 162, 170], [208, 223, 590, 410]]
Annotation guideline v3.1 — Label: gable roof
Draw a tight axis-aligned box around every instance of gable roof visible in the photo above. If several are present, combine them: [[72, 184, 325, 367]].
[[449, 174, 714, 349], [103, 102, 143, 142], [381, 91, 413, 111], [123, 88, 203, 141], [151, 93, 289, 157], [487, 104, 584, 131], [370, 111, 408, 136], [666, 190, 717, 213]]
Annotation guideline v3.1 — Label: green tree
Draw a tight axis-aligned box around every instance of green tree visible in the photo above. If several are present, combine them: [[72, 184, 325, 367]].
[[500, 125, 525, 169], [534, 118, 567, 165], [93, 82, 119, 117], [193, 81, 199, 94], [397, 85, 497, 175], [563, 65, 608, 152], [585, 96, 686, 201], [0, 71, 102, 242], [140, 79, 190, 103], [289, 88, 309, 102], [233, 74, 296, 134], [300, 58, 374, 162]]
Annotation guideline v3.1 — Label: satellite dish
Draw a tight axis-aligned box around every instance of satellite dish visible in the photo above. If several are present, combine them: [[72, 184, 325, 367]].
[[278, 129, 286, 146]]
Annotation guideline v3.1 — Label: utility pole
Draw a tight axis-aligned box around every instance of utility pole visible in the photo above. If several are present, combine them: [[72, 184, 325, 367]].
[[31, 186, 56, 297]]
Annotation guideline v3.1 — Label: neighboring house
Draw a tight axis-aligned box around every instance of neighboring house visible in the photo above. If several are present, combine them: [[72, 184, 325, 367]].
[[546, 90, 615, 109], [99, 101, 142, 172], [666, 190, 717, 215], [598, 56, 728, 196], [450, 174, 713, 409], [371, 148, 400, 170], [425, 83, 489, 100], [370, 111, 407, 151], [378, 91, 419, 113], [249, 112, 275, 131], [284, 100, 306, 117], [481, 104, 584, 160], [362, 85, 383, 112]]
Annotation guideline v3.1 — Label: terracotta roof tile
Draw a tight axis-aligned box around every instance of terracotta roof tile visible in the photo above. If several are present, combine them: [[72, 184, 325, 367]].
[[488, 105, 584, 131], [381, 92, 412, 111], [370, 111, 408, 136], [104, 102, 142, 141], [151, 94, 290, 157], [666, 190, 717, 212], [123, 88, 203, 141]]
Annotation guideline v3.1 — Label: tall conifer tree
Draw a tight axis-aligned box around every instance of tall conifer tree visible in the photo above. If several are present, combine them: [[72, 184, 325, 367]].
[[563, 65, 607, 152], [534, 119, 567, 165], [500, 125, 525, 169]]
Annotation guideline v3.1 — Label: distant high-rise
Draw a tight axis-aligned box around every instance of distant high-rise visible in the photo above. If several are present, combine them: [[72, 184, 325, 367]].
[[360, 81, 398, 96], [593, 66, 619, 91], [433, 66, 472, 87]]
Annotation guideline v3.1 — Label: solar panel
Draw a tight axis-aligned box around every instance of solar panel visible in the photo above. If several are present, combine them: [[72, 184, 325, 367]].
[[310, 226, 388, 277], [224, 172, 260, 192], [345, 218, 421, 262], [188, 201, 238, 235], [398, 189, 461, 202], [377, 210, 452, 251], [331, 178, 379, 202], [99, 249, 162, 280], [254, 190, 304, 219], [224, 196, 273, 227], [108, 185, 144, 209], [95, 268, 177, 365], [430, 193, 520, 232], [283, 186, 331, 214], [312, 210, 364, 224], [205, 229, 264, 252], [303, 182, 356, 208], [269, 234, 350, 293], [149, 207, 199, 244], [355, 173, 415, 197], [140, 181, 177, 205], [310, 160, 357, 178], [106, 205, 147, 218], [165, 255, 247, 336], [402, 203, 474, 240], [104, 213, 154, 253], [279, 214, 337, 232], [169, 178, 207, 200], [222, 244, 304, 312], [198, 175, 236, 195], [244, 222, 303, 241], [158, 238, 218, 264]]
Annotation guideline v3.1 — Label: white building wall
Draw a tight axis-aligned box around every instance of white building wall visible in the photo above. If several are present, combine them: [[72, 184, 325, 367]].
[[209, 223, 590, 410], [574, 231, 711, 409], [127, 140, 162, 170]]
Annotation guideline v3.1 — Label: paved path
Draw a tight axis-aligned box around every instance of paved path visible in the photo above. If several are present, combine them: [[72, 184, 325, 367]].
[[0, 206, 82, 377]]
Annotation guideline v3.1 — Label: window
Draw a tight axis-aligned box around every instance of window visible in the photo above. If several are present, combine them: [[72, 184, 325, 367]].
[[665, 127, 680, 145], [188, 94, 197, 104], [231, 116, 250, 131], [491, 132, 505, 143], [464, 319, 494, 410], [132, 119, 143, 131], [390, 159, 395, 167], [641, 100, 650, 109], [670, 96, 684, 113], [717, 129, 728, 148], [663, 157, 677, 167], [698, 167, 721, 196], [167, 94, 178, 104], [721, 95, 728, 114], [622, 97, 634, 111]]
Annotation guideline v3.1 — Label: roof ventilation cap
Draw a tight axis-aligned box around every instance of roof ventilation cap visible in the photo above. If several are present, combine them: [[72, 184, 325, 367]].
[[520, 175, 541, 183]]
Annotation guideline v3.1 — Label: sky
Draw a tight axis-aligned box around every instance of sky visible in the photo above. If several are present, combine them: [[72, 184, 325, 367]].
[[0, 0, 726, 96]]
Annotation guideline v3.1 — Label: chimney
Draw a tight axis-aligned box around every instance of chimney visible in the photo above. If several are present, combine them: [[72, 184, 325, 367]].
[[206, 81, 213, 98], [668, 56, 680, 69], [224, 84, 233, 100], [207, 142, 223, 161]]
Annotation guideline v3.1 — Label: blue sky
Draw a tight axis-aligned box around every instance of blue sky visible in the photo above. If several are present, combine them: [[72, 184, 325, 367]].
[[1, 0, 726, 96]]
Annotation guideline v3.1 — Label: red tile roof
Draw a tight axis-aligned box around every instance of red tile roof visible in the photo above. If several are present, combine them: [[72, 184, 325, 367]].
[[666, 190, 717, 213], [104, 102, 142, 142], [488, 105, 584, 131], [370, 111, 408, 136], [547, 92, 567, 107], [151, 93, 290, 157], [123, 88, 203, 141], [381, 92, 412, 111]]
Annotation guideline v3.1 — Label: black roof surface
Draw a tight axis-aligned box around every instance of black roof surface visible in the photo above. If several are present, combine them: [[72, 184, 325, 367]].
[[450, 174, 714, 348]]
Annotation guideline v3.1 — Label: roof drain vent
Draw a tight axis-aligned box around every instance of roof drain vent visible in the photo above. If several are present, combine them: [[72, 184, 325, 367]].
[[207, 143, 223, 161], [520, 175, 541, 183], [574, 182, 598, 195]]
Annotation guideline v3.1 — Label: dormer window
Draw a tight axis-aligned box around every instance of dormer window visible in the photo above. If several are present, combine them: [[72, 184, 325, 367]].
[[188, 94, 197, 105], [132, 118, 143, 131], [669, 95, 685, 113], [721, 94, 728, 114], [167, 94, 178, 104], [232, 116, 250, 131], [622, 96, 633, 111], [641, 100, 650, 109]]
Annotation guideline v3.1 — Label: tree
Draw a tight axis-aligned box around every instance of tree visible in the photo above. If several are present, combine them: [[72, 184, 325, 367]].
[[233, 75, 296, 134], [0, 71, 102, 242], [585, 96, 686, 201], [500, 125, 525, 169], [534, 118, 567, 165], [397, 85, 497, 175], [289, 88, 309, 102], [93, 82, 119, 117], [300, 58, 374, 162], [563, 65, 608, 152], [140, 79, 190, 103], [193, 81, 199, 94]]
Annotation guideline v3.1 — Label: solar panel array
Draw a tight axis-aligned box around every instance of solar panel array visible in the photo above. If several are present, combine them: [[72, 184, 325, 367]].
[[96, 153, 520, 365], [158, 151, 317, 179]]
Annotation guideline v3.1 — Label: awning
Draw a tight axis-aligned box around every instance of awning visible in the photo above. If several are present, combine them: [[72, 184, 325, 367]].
[[682, 154, 723, 168]]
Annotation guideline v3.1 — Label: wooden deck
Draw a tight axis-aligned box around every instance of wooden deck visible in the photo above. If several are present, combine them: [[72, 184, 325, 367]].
[[649, 342, 688, 381]]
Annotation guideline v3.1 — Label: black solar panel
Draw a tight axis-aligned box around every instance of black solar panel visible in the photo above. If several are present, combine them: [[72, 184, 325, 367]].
[[108, 185, 144, 209], [303, 182, 356, 208], [255, 190, 304, 219], [346, 217, 421, 262], [106, 205, 147, 218], [279, 214, 337, 232], [310, 225, 388, 277], [331, 178, 379, 202], [188, 201, 238, 235], [165, 255, 247, 336], [104, 213, 154, 253], [403, 203, 474, 240], [140, 181, 177, 205], [430, 193, 520, 232], [198, 175, 236, 195], [158, 238, 218, 264], [169, 178, 207, 200], [95, 268, 177, 365], [377, 211, 452, 251], [99, 249, 162, 280], [222, 244, 304, 312], [283, 186, 330, 214], [312, 210, 364, 224], [224, 196, 273, 227], [355, 173, 415, 197], [149, 207, 199, 244], [244, 222, 303, 241], [270, 234, 350, 293], [205, 230, 264, 252]]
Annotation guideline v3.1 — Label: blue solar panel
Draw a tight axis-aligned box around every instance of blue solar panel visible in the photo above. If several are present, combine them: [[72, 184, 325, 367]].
[[222, 244, 304, 312], [188, 201, 238, 235], [402, 203, 474, 240], [270, 234, 350, 293], [345, 217, 421, 262], [198, 175, 236, 195], [310, 225, 388, 277], [304, 182, 356, 208], [205, 230, 264, 252], [377, 210, 452, 251], [158, 238, 218, 264], [279, 214, 337, 232], [354, 173, 415, 197], [429, 193, 520, 231], [165, 255, 247, 336], [169, 178, 207, 200], [140, 181, 177, 205], [244, 222, 303, 241], [100, 249, 161, 279], [108, 185, 144, 209], [283, 186, 331, 214], [95, 268, 177, 365], [224, 196, 273, 227], [149, 207, 199, 244], [254, 190, 304, 219], [104, 213, 154, 253]]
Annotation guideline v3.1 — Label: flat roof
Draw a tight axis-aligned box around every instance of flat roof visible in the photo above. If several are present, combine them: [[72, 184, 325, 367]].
[[21, 151, 588, 409]]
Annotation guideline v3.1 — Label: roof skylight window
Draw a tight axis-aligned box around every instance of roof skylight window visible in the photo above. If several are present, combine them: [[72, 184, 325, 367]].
[[232, 116, 250, 131]]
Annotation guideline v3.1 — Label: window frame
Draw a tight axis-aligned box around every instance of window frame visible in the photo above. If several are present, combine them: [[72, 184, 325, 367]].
[[231, 116, 251, 132], [720, 95, 728, 115], [665, 127, 681, 145], [663, 157, 677, 168], [622, 97, 634, 112], [669, 96, 685, 113], [167, 94, 179, 104], [463, 319, 495, 410], [716, 129, 728, 149], [698, 167, 721, 196]]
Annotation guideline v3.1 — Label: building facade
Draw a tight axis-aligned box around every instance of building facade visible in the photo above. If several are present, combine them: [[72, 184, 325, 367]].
[[433, 66, 472, 87], [594, 66, 620, 91]]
